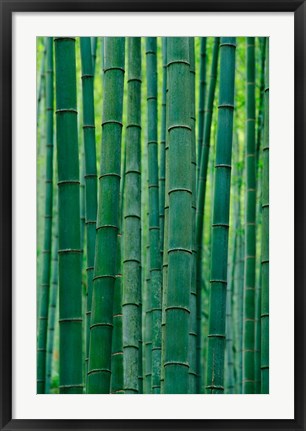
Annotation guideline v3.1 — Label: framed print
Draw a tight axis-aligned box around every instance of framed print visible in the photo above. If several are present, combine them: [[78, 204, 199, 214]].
[[1, 1, 305, 430]]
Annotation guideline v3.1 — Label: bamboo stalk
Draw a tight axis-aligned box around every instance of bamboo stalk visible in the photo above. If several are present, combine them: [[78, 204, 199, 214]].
[[188, 37, 197, 393], [45, 209, 58, 394], [80, 37, 98, 385], [145, 37, 162, 394], [195, 37, 220, 392], [197, 37, 207, 180], [261, 38, 269, 394], [243, 37, 256, 394], [164, 37, 192, 394], [37, 37, 54, 393], [123, 37, 142, 394], [87, 37, 125, 394], [160, 39, 169, 394], [206, 37, 236, 394], [55, 37, 83, 394], [159, 38, 167, 260]]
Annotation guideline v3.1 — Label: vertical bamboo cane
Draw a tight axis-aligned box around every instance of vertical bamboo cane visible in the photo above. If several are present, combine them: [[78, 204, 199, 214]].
[[164, 37, 192, 394], [123, 37, 142, 394], [243, 37, 256, 394], [87, 37, 125, 394], [37, 37, 54, 393], [261, 39, 269, 394], [55, 37, 83, 394], [145, 37, 162, 394], [206, 37, 236, 394]]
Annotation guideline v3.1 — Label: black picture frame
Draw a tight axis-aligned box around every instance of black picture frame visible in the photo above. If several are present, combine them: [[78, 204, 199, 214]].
[[1, 1, 304, 430]]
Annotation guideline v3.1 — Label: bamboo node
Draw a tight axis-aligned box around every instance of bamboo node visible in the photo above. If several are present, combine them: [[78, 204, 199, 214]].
[[82, 124, 95, 129], [147, 96, 157, 102], [261, 313, 269, 318], [207, 333, 225, 339], [261, 259, 269, 264], [220, 40, 236, 47], [103, 66, 125, 74], [54, 37, 76, 41], [99, 172, 121, 179], [84, 173, 97, 179], [112, 351, 123, 356], [164, 361, 189, 369], [210, 279, 227, 285], [96, 224, 118, 232], [166, 60, 190, 67], [58, 248, 82, 254], [123, 258, 141, 264], [86, 266, 94, 271], [212, 223, 229, 228], [205, 384, 224, 390], [88, 368, 111, 375], [168, 124, 192, 132], [218, 103, 234, 110], [127, 77, 142, 84], [101, 120, 123, 127], [124, 214, 141, 220], [56, 108, 77, 114], [57, 180, 80, 186], [81, 74, 94, 79], [85, 220, 96, 225], [59, 318, 82, 323], [168, 187, 192, 195], [124, 387, 139, 393], [165, 305, 190, 314], [93, 274, 116, 281], [90, 322, 113, 329], [126, 123, 141, 130], [215, 163, 232, 169], [168, 247, 192, 255]]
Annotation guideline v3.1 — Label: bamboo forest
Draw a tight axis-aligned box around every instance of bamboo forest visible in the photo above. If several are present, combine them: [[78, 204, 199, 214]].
[[36, 36, 269, 395]]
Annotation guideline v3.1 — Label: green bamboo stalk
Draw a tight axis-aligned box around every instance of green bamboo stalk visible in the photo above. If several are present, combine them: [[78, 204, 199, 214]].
[[164, 37, 192, 394], [144, 242, 152, 393], [45, 211, 58, 394], [87, 37, 125, 394], [256, 38, 267, 167], [255, 265, 262, 393], [111, 227, 124, 393], [123, 37, 142, 394], [243, 37, 256, 394], [197, 37, 207, 180], [261, 38, 269, 394], [159, 38, 167, 260], [145, 37, 162, 394], [55, 37, 83, 394], [91, 37, 98, 75], [195, 37, 220, 392], [80, 37, 98, 382], [206, 37, 236, 394], [254, 40, 266, 394], [37, 39, 47, 123], [231, 135, 244, 394], [188, 37, 197, 393], [160, 39, 169, 394], [37, 37, 54, 394]]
